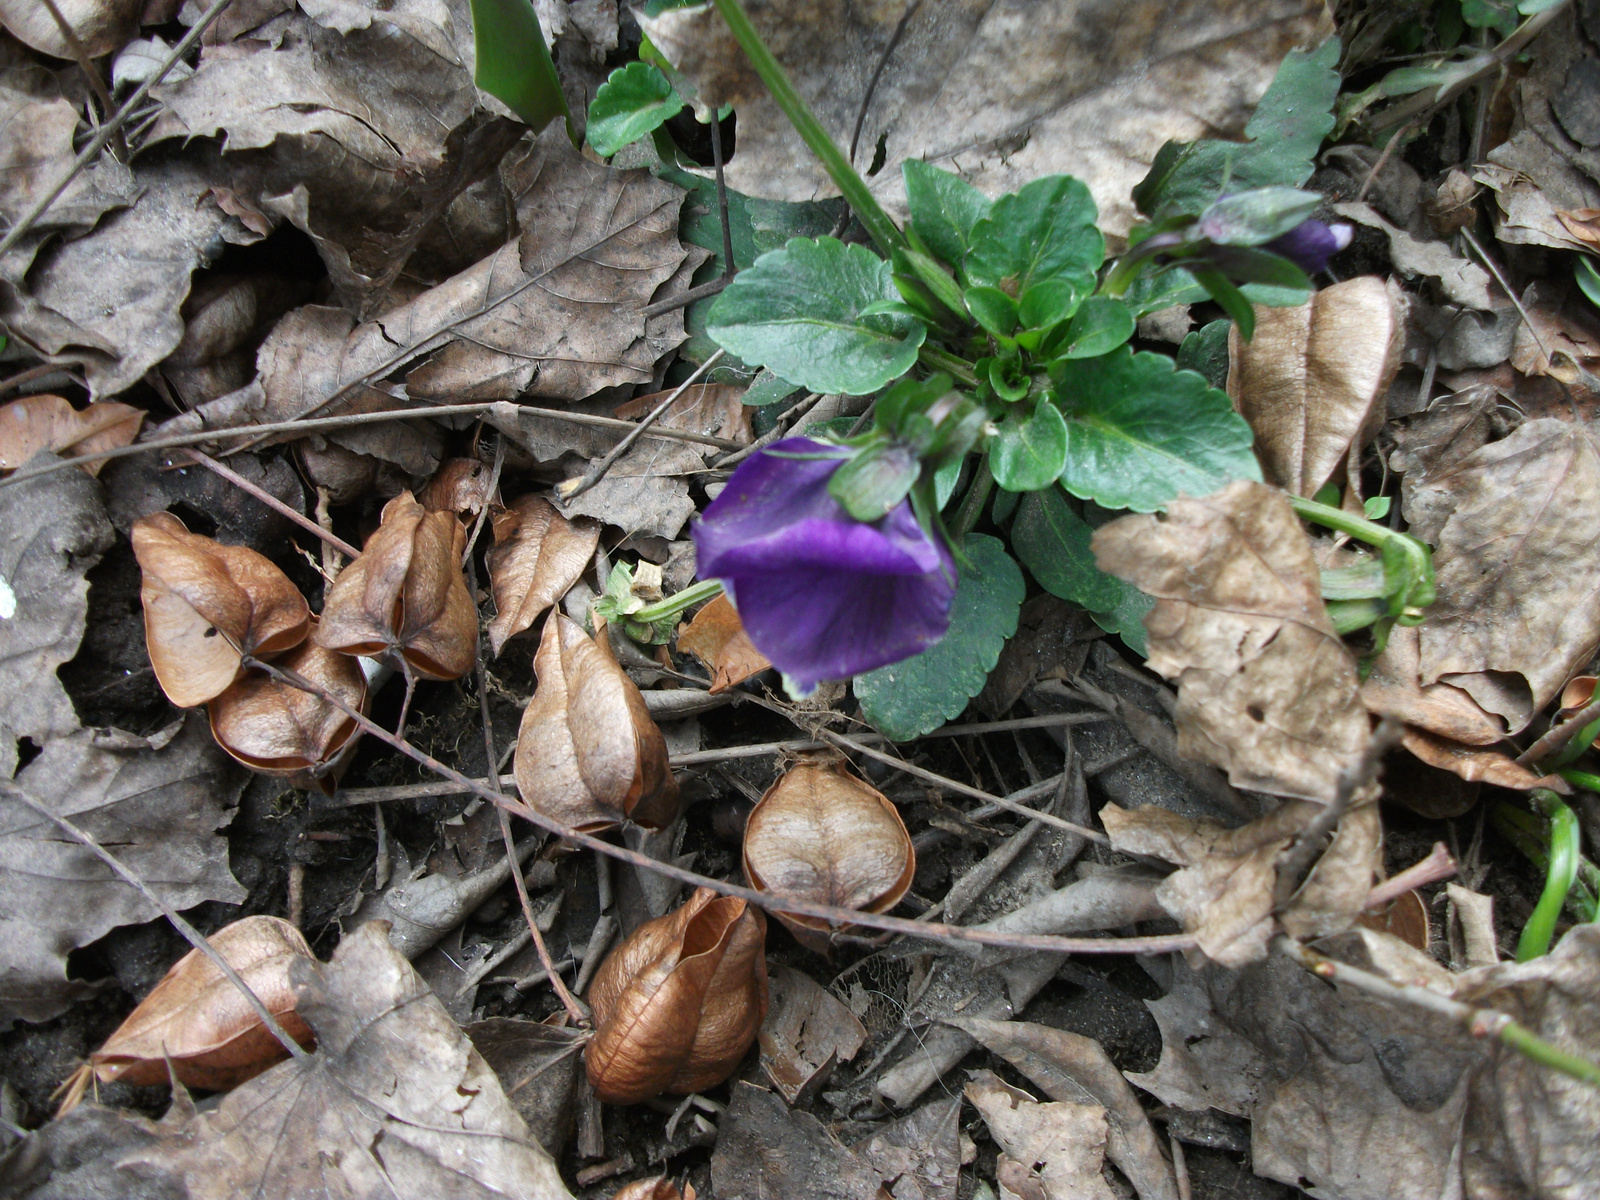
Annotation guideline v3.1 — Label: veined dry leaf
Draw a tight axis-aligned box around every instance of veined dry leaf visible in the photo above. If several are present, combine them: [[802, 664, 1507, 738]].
[[418, 457, 499, 519], [1510, 280, 1600, 380], [1399, 727, 1567, 793], [514, 614, 680, 832], [486, 496, 600, 656], [614, 383, 754, 446], [66, 916, 315, 1107], [741, 760, 914, 952], [758, 964, 867, 1106], [965, 1070, 1116, 1200], [585, 886, 767, 1104], [0, 0, 139, 59], [0, 395, 144, 476], [1361, 624, 1505, 746], [316, 491, 477, 680], [677, 594, 771, 694], [1228, 277, 1403, 497], [133, 511, 311, 708], [1091, 480, 1370, 802], [208, 633, 366, 795], [1330, 200, 1494, 310]]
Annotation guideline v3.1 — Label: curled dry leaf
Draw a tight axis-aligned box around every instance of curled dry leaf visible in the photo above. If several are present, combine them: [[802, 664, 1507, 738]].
[[208, 632, 367, 796], [677, 594, 771, 694], [0, 0, 140, 59], [486, 496, 601, 656], [612, 1179, 694, 1200], [585, 886, 767, 1105], [316, 491, 477, 680], [63, 916, 315, 1111], [1228, 277, 1403, 498], [133, 512, 311, 708], [0, 395, 144, 476], [1092, 479, 1370, 803], [514, 613, 680, 833], [418, 457, 499, 518], [1361, 624, 1505, 746], [1399, 727, 1568, 793], [741, 760, 914, 952]]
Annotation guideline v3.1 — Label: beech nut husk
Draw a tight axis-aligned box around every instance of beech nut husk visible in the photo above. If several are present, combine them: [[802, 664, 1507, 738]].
[[585, 887, 767, 1105]]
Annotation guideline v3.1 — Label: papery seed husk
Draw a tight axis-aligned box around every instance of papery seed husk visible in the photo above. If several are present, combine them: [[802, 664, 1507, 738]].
[[485, 496, 600, 656]]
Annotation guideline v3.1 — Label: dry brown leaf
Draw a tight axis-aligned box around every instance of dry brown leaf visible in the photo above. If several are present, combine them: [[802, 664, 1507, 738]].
[[1409, 417, 1600, 732], [513, 613, 680, 832], [614, 383, 754, 446], [1091, 480, 1370, 802], [486, 496, 600, 656], [66, 915, 315, 1107], [758, 964, 867, 1106], [613, 1179, 694, 1200], [207, 633, 367, 795], [0, 395, 144, 476], [741, 760, 914, 952], [315, 491, 477, 680], [1228, 277, 1403, 497], [1556, 207, 1600, 251], [133, 511, 311, 708], [1330, 200, 1494, 309], [1357, 891, 1431, 952], [0, 0, 139, 59], [1400, 727, 1567, 793], [1361, 624, 1505, 746], [965, 1070, 1116, 1200], [585, 886, 767, 1104], [711, 1078, 894, 1199], [418, 456, 499, 519], [677, 594, 771, 694], [1509, 280, 1600, 380]]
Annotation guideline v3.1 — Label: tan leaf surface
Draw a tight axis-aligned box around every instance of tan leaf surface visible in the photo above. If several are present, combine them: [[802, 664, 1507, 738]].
[[640, 0, 1323, 238], [485, 496, 600, 656], [418, 457, 499, 518], [677, 594, 771, 694], [134, 511, 311, 708], [0, 395, 144, 475], [1400, 727, 1567, 793], [614, 383, 754, 446], [1361, 624, 1506, 745], [742, 760, 914, 951], [0, 0, 139, 61], [1228, 277, 1403, 497], [585, 887, 767, 1104], [1091, 480, 1370, 802], [1330, 200, 1494, 309], [1410, 417, 1600, 732], [758, 964, 867, 1106], [965, 1070, 1116, 1200], [513, 613, 679, 832]]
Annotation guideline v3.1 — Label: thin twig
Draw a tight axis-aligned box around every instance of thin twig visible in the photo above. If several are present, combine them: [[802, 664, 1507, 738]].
[[1355, 119, 1416, 203], [638, 277, 731, 319], [1517, 694, 1600, 766], [1366, 842, 1457, 909], [184, 449, 361, 559], [848, 0, 921, 165], [710, 113, 735, 284], [1459, 225, 1551, 366], [0, 778, 310, 1063], [39, 0, 118, 136], [710, 390, 825, 469], [460, 435, 505, 568]]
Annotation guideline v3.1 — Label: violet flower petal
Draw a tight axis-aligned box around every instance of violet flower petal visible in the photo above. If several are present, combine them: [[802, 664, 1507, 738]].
[[1264, 219, 1353, 275]]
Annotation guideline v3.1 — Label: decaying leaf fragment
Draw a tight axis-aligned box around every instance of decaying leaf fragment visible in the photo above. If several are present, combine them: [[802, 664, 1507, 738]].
[[1092, 480, 1370, 802], [0, 394, 144, 476], [965, 1070, 1117, 1200], [486, 496, 600, 656], [61, 916, 315, 1112], [585, 886, 768, 1104], [418, 457, 499, 518], [758, 964, 867, 1106], [316, 491, 477, 680], [133, 512, 311, 707], [1228, 277, 1403, 497], [677, 594, 772, 694], [742, 760, 914, 951], [612, 1179, 694, 1200], [514, 614, 680, 832]]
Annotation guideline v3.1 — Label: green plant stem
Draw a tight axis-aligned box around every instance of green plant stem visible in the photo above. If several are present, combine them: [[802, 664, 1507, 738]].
[[1492, 801, 1599, 922], [630, 578, 724, 626], [708, 0, 906, 257], [1517, 789, 1582, 961], [918, 344, 980, 387], [948, 454, 993, 539], [1560, 767, 1600, 793]]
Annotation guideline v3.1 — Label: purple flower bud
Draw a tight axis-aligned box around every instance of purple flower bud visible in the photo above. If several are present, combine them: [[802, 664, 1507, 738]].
[[693, 438, 956, 691], [1264, 219, 1353, 275]]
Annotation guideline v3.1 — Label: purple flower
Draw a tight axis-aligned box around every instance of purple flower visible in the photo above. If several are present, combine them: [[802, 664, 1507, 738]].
[[693, 438, 955, 690], [1264, 219, 1353, 275]]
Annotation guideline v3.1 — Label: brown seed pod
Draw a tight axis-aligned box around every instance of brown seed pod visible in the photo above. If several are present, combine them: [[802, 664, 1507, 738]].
[[742, 760, 915, 952], [132, 511, 311, 707], [315, 490, 477, 680], [514, 613, 680, 833], [418, 456, 499, 518], [676, 594, 771, 694], [485, 495, 600, 656], [585, 887, 767, 1105]]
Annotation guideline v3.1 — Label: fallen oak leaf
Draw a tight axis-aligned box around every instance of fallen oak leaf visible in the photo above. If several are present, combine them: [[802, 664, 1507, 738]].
[[0, 394, 144, 476], [486, 496, 600, 656], [676, 594, 771, 694]]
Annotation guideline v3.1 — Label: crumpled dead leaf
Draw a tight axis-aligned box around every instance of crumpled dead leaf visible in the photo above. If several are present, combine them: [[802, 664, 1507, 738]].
[[133, 511, 311, 708], [966, 1069, 1116, 1200], [418, 456, 500, 519], [1399, 727, 1567, 794], [677, 594, 771, 694], [0, 395, 144, 476], [1330, 200, 1494, 310], [513, 613, 680, 832], [1228, 277, 1403, 497], [466, 1017, 587, 1156], [585, 886, 767, 1104], [758, 964, 867, 1106], [316, 491, 477, 680], [742, 760, 914, 952], [1361, 624, 1505, 746], [614, 383, 754, 446], [1092, 480, 1370, 802], [640, 0, 1323, 237], [486, 496, 600, 656]]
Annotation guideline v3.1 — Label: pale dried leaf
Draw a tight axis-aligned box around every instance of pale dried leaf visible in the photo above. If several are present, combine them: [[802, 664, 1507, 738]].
[[1331, 201, 1494, 310], [554, 440, 705, 541], [711, 1079, 887, 1200], [0, 0, 139, 62], [0, 395, 144, 476], [486, 496, 600, 656], [677, 594, 771, 694], [614, 383, 754, 446], [1361, 624, 1505, 746], [965, 1070, 1116, 1200], [850, 1097, 961, 1200], [757, 964, 867, 1106]]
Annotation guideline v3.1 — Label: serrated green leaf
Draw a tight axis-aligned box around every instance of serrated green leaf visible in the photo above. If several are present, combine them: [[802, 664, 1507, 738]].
[[705, 237, 927, 395], [903, 159, 992, 271], [990, 400, 1067, 492], [1047, 296, 1135, 359], [1176, 318, 1231, 389], [855, 534, 1024, 740], [965, 175, 1103, 299], [1011, 487, 1124, 612], [587, 62, 684, 157], [470, 0, 568, 135], [1052, 347, 1261, 512]]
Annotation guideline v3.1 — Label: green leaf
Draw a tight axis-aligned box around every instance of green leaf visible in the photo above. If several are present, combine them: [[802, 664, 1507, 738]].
[[1011, 487, 1123, 611], [1577, 257, 1600, 310], [1462, 0, 1518, 32], [828, 442, 921, 521], [705, 237, 927, 395], [1047, 296, 1135, 359], [587, 62, 684, 157], [903, 159, 992, 270], [1197, 187, 1321, 244], [965, 175, 1103, 299], [1092, 587, 1153, 657], [742, 367, 802, 407], [990, 400, 1068, 492], [897, 247, 966, 316], [1052, 347, 1261, 512], [1177, 319, 1231, 390], [1018, 279, 1081, 332], [964, 285, 1019, 340], [1190, 265, 1256, 341], [855, 534, 1024, 740], [470, 0, 569, 136]]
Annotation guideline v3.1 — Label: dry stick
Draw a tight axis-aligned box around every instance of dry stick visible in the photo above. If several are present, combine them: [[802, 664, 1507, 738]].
[[1274, 934, 1600, 1089], [709, 390, 826, 470], [250, 656, 1189, 955], [557, 348, 727, 501], [1355, 118, 1417, 203], [0, 363, 83, 399], [1459, 225, 1554, 367], [637, 277, 731, 319], [1366, 841, 1458, 909], [1518, 693, 1600, 766], [847, 0, 922, 165], [38, 0, 118, 134], [184, 449, 361, 560], [0, 778, 311, 1063]]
